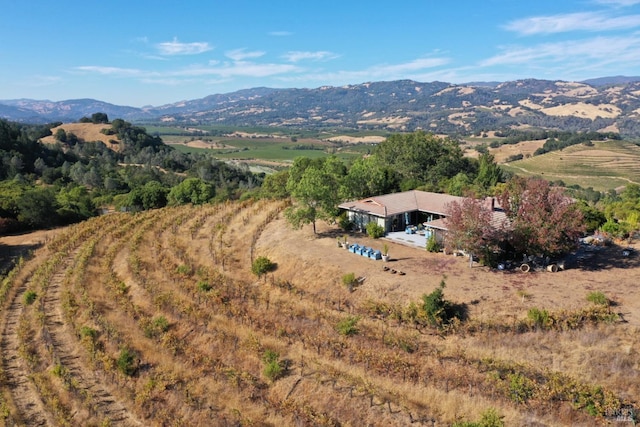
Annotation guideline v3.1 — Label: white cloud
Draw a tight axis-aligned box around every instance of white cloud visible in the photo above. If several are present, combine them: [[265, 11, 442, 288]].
[[170, 61, 302, 78], [225, 49, 266, 61], [480, 35, 640, 69], [280, 56, 450, 85], [74, 66, 143, 76], [505, 11, 640, 35], [139, 78, 193, 86], [374, 57, 451, 74], [155, 38, 212, 55], [268, 31, 293, 36], [282, 51, 340, 62], [593, 0, 640, 6]]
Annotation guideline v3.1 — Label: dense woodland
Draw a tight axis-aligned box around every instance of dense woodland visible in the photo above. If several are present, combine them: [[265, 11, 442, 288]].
[[0, 116, 261, 233]]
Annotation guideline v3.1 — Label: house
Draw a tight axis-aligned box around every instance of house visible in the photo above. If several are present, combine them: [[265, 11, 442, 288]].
[[338, 190, 504, 243]]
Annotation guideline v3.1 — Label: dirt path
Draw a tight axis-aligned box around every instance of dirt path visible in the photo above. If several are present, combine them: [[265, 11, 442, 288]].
[[1, 278, 53, 426]]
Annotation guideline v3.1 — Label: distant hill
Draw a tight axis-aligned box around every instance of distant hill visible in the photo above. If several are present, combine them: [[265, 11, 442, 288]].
[[0, 98, 150, 123], [3, 76, 640, 137], [580, 75, 640, 87]]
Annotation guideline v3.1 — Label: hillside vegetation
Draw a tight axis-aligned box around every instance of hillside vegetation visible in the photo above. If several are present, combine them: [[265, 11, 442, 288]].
[[0, 200, 638, 426], [501, 140, 640, 191]]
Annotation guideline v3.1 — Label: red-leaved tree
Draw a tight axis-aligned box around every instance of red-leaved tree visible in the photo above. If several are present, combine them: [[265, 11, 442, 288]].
[[444, 197, 500, 264], [496, 177, 585, 257]]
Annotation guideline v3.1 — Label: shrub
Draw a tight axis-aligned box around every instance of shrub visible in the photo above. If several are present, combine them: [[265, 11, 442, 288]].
[[175, 264, 192, 277], [197, 281, 212, 292], [117, 347, 138, 376], [505, 154, 524, 162], [116, 281, 129, 295], [336, 316, 360, 336], [143, 316, 170, 338], [425, 234, 441, 252], [507, 372, 535, 404], [422, 282, 447, 326], [51, 363, 67, 378], [366, 222, 384, 238], [527, 308, 551, 330], [80, 326, 97, 339], [262, 349, 283, 382], [153, 316, 169, 332], [586, 291, 608, 306], [342, 272, 358, 292], [420, 279, 467, 327], [452, 407, 505, 427], [251, 256, 276, 280], [337, 212, 353, 231], [23, 290, 37, 305]]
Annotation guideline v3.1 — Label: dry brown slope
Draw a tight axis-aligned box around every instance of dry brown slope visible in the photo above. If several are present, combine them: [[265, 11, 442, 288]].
[[40, 123, 120, 150], [0, 202, 637, 425]]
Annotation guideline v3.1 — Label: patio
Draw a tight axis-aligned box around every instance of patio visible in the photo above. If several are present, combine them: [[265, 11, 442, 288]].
[[385, 230, 428, 249]]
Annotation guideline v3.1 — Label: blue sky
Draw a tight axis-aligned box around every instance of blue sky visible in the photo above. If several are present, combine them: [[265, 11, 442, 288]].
[[1, 0, 640, 107]]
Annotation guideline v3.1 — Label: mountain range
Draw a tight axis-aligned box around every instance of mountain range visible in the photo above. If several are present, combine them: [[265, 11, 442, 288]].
[[2, 76, 640, 137]]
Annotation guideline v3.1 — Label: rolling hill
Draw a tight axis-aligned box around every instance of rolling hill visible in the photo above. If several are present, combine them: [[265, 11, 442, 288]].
[[3, 77, 640, 137]]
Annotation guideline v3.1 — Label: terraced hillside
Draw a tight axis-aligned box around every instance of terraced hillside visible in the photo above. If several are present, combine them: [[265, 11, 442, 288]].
[[502, 140, 640, 191], [1, 200, 638, 426]]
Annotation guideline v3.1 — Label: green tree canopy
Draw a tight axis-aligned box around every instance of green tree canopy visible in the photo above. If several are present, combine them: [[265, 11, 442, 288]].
[[260, 169, 290, 199], [17, 187, 58, 229], [128, 180, 169, 210], [56, 185, 95, 223], [474, 152, 503, 195], [602, 183, 640, 238], [340, 156, 399, 200], [285, 156, 345, 234], [168, 178, 215, 206], [373, 131, 471, 190]]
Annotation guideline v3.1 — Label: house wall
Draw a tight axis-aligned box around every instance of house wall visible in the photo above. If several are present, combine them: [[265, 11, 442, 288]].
[[347, 211, 384, 232], [345, 208, 448, 238]]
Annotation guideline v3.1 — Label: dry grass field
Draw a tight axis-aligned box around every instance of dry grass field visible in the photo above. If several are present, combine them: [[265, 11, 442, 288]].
[[40, 123, 121, 150], [0, 200, 638, 426]]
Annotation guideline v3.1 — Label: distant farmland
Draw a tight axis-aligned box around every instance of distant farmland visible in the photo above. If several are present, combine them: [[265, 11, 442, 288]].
[[500, 140, 640, 191]]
